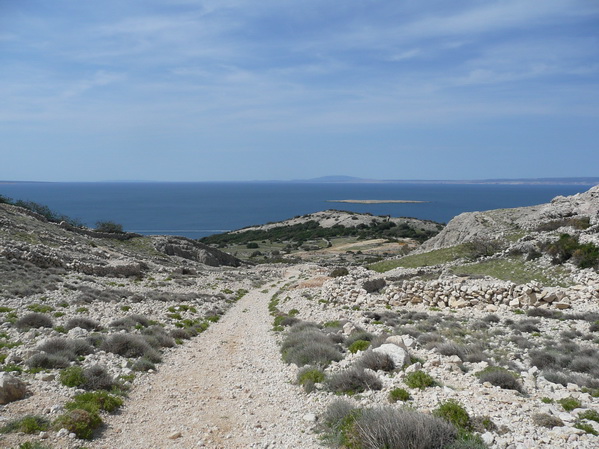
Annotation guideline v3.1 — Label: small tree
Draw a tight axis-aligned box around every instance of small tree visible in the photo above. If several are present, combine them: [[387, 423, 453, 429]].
[[95, 221, 124, 234]]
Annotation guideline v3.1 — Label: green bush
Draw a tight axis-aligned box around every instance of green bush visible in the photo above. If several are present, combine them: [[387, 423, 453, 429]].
[[558, 396, 582, 412], [348, 339, 370, 354], [405, 370, 437, 389], [54, 409, 102, 440], [388, 388, 411, 402], [433, 400, 471, 430], [297, 367, 325, 392], [330, 267, 349, 277], [60, 366, 86, 387], [65, 391, 123, 414], [574, 421, 598, 435], [578, 409, 599, 423]]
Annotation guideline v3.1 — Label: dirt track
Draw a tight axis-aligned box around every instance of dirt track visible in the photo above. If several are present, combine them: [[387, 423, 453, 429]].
[[90, 271, 321, 449]]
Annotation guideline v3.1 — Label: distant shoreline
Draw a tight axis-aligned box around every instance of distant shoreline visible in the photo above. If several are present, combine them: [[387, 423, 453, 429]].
[[327, 199, 428, 204]]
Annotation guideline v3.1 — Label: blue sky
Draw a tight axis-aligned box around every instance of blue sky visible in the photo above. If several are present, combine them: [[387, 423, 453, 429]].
[[1, 0, 598, 181]]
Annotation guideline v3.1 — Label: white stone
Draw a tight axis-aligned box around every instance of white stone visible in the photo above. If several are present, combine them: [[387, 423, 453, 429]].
[[481, 432, 495, 445], [302, 413, 317, 422], [373, 344, 410, 368]]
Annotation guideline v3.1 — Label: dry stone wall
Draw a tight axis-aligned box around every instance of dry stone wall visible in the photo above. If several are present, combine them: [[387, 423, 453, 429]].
[[323, 268, 599, 311]]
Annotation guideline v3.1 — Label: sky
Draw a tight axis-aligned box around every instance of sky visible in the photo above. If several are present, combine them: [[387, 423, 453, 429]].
[[1, 0, 598, 182]]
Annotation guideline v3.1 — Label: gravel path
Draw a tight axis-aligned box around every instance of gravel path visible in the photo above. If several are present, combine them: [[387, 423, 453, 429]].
[[89, 271, 322, 449]]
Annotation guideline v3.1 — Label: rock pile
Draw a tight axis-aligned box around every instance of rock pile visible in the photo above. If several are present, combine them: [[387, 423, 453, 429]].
[[322, 269, 599, 311]]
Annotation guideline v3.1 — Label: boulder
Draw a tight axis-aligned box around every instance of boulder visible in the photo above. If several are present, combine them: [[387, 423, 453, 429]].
[[0, 372, 27, 404], [373, 343, 410, 368]]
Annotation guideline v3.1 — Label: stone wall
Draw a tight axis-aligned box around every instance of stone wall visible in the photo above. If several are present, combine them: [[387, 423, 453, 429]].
[[322, 268, 599, 311]]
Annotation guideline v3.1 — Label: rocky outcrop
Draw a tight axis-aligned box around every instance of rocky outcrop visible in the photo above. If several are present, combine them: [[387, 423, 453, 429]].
[[421, 185, 599, 251], [152, 236, 240, 267]]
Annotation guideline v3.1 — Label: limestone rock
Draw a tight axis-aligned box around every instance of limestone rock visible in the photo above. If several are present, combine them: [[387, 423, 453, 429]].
[[0, 372, 27, 404], [373, 343, 410, 368]]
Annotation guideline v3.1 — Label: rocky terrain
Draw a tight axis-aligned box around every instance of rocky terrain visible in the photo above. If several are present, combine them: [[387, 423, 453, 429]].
[[230, 210, 442, 234], [0, 187, 598, 449]]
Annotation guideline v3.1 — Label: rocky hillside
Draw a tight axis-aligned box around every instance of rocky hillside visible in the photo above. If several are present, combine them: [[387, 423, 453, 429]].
[[421, 185, 599, 251], [0, 202, 240, 275], [232, 209, 442, 234], [1, 190, 598, 449]]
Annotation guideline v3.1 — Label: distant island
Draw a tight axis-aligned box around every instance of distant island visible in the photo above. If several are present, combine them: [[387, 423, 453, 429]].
[[327, 199, 427, 204]]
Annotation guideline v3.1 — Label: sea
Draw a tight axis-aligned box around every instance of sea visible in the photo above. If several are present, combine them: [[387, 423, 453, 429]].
[[0, 182, 594, 240]]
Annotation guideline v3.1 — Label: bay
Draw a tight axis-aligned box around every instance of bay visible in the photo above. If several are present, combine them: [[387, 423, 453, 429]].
[[0, 182, 592, 239]]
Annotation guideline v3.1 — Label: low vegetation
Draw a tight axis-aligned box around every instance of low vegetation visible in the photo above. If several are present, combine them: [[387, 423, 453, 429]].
[[201, 219, 440, 248], [369, 244, 471, 272]]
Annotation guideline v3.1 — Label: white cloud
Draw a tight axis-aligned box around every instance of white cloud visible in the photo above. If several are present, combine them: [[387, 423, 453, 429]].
[[62, 71, 125, 98]]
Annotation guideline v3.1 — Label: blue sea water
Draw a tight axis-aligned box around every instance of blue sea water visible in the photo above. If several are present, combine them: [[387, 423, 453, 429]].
[[0, 182, 593, 239]]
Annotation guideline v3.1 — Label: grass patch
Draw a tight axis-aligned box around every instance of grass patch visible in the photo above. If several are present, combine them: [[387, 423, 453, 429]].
[[369, 244, 470, 272], [0, 415, 50, 434], [450, 257, 571, 286]]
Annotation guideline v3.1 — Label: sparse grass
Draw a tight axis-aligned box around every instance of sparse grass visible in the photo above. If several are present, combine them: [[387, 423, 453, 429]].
[[451, 257, 571, 286], [0, 415, 50, 434], [369, 244, 471, 272], [26, 303, 54, 313]]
